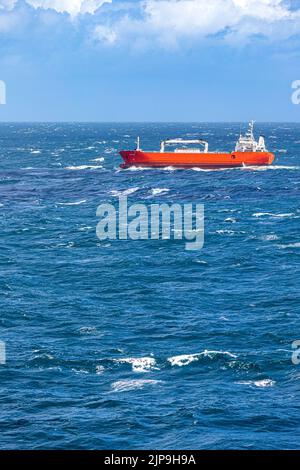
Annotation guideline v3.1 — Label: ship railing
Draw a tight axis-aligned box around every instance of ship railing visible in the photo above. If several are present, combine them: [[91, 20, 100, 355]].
[[160, 139, 209, 153]]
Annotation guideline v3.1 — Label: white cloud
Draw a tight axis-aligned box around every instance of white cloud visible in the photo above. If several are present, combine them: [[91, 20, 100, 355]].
[[94, 24, 117, 43], [25, 0, 111, 17], [93, 0, 300, 47], [0, 0, 17, 11], [1, 0, 300, 47]]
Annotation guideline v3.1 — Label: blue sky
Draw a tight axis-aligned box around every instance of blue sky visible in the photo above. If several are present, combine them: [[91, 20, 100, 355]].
[[1, 0, 300, 121]]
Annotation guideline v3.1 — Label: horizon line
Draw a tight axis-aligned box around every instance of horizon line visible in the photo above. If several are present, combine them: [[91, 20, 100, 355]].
[[0, 120, 300, 124]]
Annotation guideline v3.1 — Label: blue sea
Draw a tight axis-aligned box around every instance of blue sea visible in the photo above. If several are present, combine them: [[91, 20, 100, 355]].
[[0, 123, 299, 450]]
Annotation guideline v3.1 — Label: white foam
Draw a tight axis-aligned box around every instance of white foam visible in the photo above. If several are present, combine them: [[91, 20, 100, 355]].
[[30, 150, 41, 154], [96, 365, 105, 375], [168, 350, 237, 367], [224, 218, 236, 223], [253, 212, 295, 219], [121, 166, 152, 171], [244, 165, 299, 171], [72, 368, 89, 375], [57, 200, 86, 206], [79, 326, 98, 335], [92, 157, 104, 162], [65, 165, 103, 170], [111, 379, 161, 392], [116, 357, 157, 373], [261, 234, 279, 241], [254, 379, 275, 388], [110, 187, 139, 197], [150, 188, 170, 196], [216, 229, 235, 235], [168, 354, 200, 367], [238, 379, 275, 388], [278, 242, 300, 249]]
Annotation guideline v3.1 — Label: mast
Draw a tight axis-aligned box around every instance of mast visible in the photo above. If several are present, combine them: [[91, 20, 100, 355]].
[[136, 136, 141, 151]]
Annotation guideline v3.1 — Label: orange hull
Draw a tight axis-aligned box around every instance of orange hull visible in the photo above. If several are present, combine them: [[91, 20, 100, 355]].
[[120, 150, 275, 169]]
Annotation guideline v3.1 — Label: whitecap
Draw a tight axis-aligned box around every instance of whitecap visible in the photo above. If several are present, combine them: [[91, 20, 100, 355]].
[[110, 187, 139, 197], [278, 242, 300, 249], [150, 188, 170, 196], [96, 365, 105, 375], [57, 200, 86, 206], [253, 212, 294, 219], [254, 379, 276, 388], [79, 326, 98, 335], [261, 234, 279, 241], [115, 357, 157, 373], [237, 379, 275, 388], [111, 379, 161, 392], [224, 218, 236, 223], [30, 150, 41, 154], [65, 165, 103, 170], [216, 229, 235, 235], [168, 350, 237, 367], [72, 368, 89, 375], [168, 354, 200, 367], [92, 157, 104, 162]]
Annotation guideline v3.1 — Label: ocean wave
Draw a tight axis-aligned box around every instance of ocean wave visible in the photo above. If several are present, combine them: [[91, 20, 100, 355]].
[[244, 165, 299, 171], [278, 242, 300, 249], [111, 379, 162, 392], [253, 212, 295, 219], [216, 230, 235, 235], [92, 157, 104, 162], [110, 187, 140, 197], [237, 379, 275, 388], [57, 200, 87, 206], [261, 234, 280, 241], [78, 326, 99, 335], [96, 365, 105, 375], [150, 188, 170, 196], [168, 350, 237, 367], [65, 165, 103, 170], [114, 357, 157, 373]]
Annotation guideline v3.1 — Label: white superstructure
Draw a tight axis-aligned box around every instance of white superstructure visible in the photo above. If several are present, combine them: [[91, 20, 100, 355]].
[[235, 121, 267, 153]]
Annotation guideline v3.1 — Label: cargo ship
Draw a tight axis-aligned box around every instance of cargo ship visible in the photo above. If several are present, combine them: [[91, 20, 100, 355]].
[[120, 121, 275, 169]]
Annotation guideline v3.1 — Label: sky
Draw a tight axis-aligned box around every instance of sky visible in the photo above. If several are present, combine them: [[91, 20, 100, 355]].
[[1, 0, 300, 121]]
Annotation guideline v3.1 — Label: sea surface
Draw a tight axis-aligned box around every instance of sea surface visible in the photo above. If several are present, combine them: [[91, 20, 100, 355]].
[[0, 123, 299, 450]]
